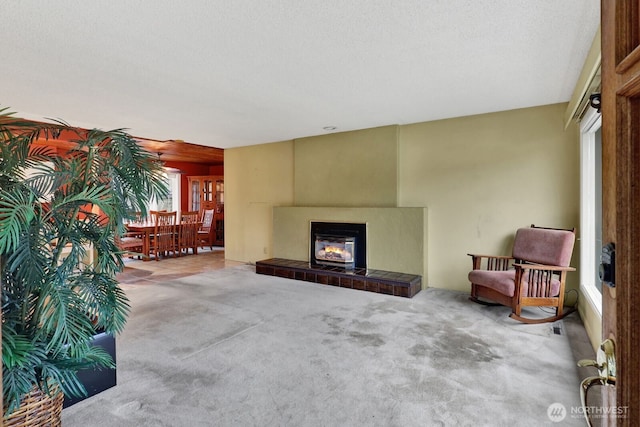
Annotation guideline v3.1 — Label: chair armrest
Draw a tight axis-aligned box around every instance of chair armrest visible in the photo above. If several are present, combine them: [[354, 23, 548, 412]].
[[514, 263, 576, 272], [467, 254, 514, 270], [467, 254, 513, 259]]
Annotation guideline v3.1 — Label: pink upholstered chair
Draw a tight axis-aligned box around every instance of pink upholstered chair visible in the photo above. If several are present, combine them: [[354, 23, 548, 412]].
[[468, 225, 576, 324]]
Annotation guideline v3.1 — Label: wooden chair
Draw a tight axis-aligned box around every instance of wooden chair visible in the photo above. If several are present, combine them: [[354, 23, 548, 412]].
[[198, 209, 215, 250], [150, 211, 177, 260], [178, 211, 200, 256], [468, 224, 576, 324], [116, 231, 145, 259]]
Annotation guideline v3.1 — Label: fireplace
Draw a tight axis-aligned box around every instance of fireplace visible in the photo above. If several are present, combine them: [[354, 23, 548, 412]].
[[259, 207, 424, 298], [310, 222, 367, 269], [314, 235, 355, 268]]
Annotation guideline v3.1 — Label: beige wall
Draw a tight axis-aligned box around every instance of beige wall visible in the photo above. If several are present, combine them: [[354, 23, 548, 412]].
[[225, 103, 581, 294], [580, 296, 603, 352], [224, 140, 295, 263], [399, 103, 580, 291], [294, 125, 399, 206]]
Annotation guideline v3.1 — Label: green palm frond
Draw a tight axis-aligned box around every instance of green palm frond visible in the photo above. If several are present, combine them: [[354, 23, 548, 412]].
[[74, 272, 130, 334], [0, 190, 37, 254], [1, 107, 168, 414], [1, 328, 48, 414]]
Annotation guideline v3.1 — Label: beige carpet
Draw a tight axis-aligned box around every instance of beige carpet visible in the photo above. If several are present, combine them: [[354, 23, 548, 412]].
[[62, 264, 595, 426]]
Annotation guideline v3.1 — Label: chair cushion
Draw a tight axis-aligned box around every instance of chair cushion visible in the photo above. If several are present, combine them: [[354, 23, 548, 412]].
[[469, 270, 518, 296], [468, 269, 560, 298], [512, 227, 575, 267], [119, 237, 143, 249]]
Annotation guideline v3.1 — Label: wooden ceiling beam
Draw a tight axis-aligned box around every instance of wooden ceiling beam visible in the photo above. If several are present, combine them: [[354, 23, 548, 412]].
[[20, 118, 224, 165]]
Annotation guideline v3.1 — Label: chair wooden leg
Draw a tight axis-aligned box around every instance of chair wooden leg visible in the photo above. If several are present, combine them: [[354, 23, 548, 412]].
[[556, 294, 565, 318], [513, 301, 522, 317]]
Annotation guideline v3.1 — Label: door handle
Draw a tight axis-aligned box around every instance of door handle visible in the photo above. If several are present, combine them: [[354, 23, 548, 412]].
[[579, 376, 606, 427], [577, 339, 616, 427]]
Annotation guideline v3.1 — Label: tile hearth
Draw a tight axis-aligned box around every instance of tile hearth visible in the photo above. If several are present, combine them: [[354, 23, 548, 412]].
[[255, 258, 422, 298]]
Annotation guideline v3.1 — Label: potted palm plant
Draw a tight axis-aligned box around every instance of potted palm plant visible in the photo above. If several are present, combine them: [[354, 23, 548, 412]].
[[1, 107, 168, 424]]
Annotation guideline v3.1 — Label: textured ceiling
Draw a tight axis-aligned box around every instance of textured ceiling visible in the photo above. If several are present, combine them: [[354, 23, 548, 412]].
[[1, 1, 599, 149]]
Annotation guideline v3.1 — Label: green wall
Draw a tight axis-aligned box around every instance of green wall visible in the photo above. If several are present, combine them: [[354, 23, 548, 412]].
[[225, 103, 580, 294], [224, 140, 295, 263], [399, 103, 580, 292], [294, 125, 399, 206]]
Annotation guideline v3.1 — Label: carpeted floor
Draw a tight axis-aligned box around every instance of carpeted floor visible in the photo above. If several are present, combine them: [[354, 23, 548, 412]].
[[62, 264, 595, 426]]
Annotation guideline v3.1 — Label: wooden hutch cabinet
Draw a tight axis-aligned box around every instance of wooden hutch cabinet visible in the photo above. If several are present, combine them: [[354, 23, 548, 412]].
[[187, 175, 224, 246]]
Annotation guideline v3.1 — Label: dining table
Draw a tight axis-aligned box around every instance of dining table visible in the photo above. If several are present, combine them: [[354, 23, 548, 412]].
[[125, 221, 201, 261]]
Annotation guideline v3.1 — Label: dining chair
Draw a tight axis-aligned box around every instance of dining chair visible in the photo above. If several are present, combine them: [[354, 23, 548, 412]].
[[115, 229, 145, 259], [150, 211, 177, 260], [198, 209, 216, 249], [178, 211, 200, 256]]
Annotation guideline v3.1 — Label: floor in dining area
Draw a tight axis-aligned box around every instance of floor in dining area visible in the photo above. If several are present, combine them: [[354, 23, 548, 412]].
[[116, 247, 243, 286]]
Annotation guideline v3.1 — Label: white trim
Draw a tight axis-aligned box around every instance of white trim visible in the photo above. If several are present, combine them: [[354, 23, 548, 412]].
[[579, 107, 602, 315], [148, 170, 181, 213], [167, 171, 181, 213]]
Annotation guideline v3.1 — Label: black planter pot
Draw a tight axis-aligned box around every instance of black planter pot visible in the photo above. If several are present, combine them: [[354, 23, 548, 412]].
[[63, 332, 117, 408]]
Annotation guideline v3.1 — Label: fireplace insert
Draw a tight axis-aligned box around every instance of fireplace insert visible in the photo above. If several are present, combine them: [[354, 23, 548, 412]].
[[310, 221, 367, 269], [314, 234, 356, 268]]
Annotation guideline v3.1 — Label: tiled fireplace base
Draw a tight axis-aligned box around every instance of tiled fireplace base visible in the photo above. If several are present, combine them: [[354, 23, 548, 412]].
[[255, 258, 422, 298]]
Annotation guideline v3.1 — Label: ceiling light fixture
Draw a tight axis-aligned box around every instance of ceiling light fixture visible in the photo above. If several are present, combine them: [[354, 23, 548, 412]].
[[156, 152, 185, 174]]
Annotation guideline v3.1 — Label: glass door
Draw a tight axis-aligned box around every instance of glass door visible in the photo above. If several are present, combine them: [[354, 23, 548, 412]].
[[216, 179, 224, 211], [190, 179, 200, 212], [203, 180, 213, 202]]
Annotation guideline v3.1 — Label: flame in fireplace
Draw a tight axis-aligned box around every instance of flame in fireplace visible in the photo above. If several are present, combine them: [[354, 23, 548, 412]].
[[318, 246, 353, 261]]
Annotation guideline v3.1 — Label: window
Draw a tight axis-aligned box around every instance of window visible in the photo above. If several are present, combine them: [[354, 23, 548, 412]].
[[150, 170, 181, 212], [580, 107, 602, 314]]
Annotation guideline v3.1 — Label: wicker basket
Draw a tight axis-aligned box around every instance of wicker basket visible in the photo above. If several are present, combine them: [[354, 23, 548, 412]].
[[3, 386, 64, 427]]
